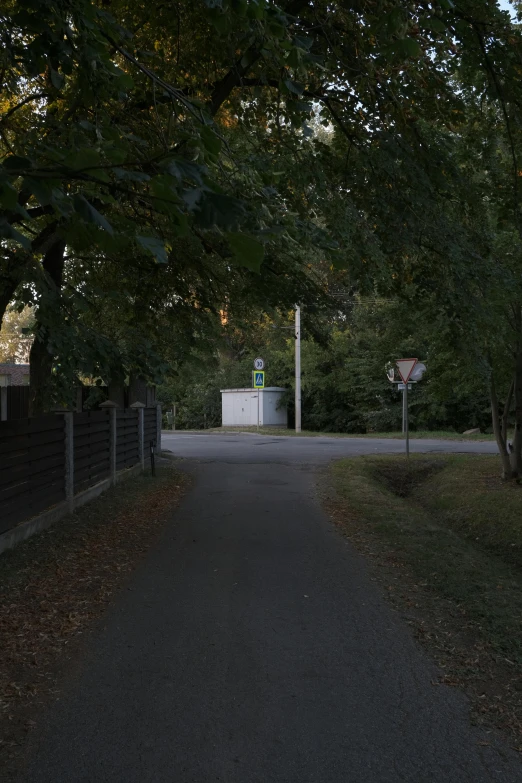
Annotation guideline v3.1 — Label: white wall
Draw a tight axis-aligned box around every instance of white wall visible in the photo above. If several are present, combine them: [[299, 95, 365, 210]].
[[262, 389, 287, 426], [222, 389, 258, 426], [221, 388, 287, 427]]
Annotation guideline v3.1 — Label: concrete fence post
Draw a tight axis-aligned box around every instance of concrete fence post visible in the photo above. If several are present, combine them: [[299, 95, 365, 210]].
[[130, 401, 145, 471], [54, 409, 74, 512], [156, 403, 162, 455], [64, 412, 74, 511], [0, 386, 7, 421], [100, 400, 118, 485]]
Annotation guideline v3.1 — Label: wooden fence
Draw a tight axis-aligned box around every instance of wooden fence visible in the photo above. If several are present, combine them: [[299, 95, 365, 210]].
[[116, 409, 140, 470], [0, 415, 66, 534], [73, 410, 111, 494], [0, 405, 161, 551]]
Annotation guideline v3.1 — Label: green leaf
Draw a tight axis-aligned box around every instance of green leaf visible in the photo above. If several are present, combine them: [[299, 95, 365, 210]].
[[210, 12, 228, 33], [104, 145, 128, 164], [173, 211, 189, 237], [392, 38, 423, 59], [73, 194, 114, 234], [50, 68, 64, 89], [117, 72, 134, 91], [0, 181, 18, 210], [283, 79, 304, 96], [387, 8, 405, 35], [426, 17, 447, 34], [14, 202, 31, 220], [94, 230, 131, 253], [136, 235, 169, 264], [286, 48, 301, 69], [226, 232, 264, 272], [196, 192, 246, 228], [167, 159, 206, 185], [150, 175, 180, 214], [113, 168, 150, 182], [294, 35, 313, 51], [23, 177, 54, 206], [63, 148, 101, 171], [2, 155, 32, 174], [200, 126, 222, 156], [0, 218, 31, 249]]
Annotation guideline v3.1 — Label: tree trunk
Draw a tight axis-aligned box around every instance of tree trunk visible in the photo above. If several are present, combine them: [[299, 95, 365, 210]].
[[28, 239, 65, 417], [490, 376, 514, 479], [509, 305, 522, 476], [0, 257, 25, 329], [501, 379, 514, 444]]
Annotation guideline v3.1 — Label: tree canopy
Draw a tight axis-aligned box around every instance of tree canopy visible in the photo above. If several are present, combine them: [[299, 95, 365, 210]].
[[2, 0, 522, 473]]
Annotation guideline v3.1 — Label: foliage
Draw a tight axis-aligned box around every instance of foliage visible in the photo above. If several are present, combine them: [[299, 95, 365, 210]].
[[0, 305, 33, 362], [158, 297, 496, 434], [2, 0, 522, 471]]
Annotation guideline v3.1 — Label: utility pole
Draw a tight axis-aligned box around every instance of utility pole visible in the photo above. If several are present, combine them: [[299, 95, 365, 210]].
[[295, 305, 301, 433]]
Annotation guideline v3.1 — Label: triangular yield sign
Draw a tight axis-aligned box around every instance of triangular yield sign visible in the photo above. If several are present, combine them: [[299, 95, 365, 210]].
[[396, 358, 417, 383]]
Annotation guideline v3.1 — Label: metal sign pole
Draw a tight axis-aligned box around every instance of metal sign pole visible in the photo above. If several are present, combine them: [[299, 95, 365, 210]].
[[403, 383, 410, 459], [257, 390, 260, 431], [295, 305, 301, 433]]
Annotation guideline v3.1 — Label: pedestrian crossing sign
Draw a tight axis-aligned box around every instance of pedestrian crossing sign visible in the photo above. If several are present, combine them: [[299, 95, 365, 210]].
[[253, 371, 265, 389]]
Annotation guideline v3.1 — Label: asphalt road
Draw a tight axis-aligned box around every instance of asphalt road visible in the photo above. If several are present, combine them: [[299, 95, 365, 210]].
[[21, 433, 522, 782], [162, 431, 500, 463]]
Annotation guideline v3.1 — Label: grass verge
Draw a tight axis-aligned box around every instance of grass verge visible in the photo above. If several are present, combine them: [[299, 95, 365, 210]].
[[325, 454, 522, 748], [196, 426, 497, 441], [0, 464, 189, 776]]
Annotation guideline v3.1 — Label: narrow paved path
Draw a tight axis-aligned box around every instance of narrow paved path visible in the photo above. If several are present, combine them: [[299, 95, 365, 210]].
[[22, 436, 522, 782]]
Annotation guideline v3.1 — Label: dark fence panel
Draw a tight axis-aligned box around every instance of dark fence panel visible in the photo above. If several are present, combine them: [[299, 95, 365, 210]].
[[144, 408, 157, 465], [6, 385, 30, 419], [73, 410, 111, 494], [116, 409, 139, 470], [0, 415, 66, 534]]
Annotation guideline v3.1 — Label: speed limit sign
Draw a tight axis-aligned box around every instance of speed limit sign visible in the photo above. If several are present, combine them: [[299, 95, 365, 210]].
[[254, 357, 265, 370]]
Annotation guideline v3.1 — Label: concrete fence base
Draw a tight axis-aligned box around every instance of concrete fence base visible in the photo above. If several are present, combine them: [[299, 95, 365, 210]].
[[0, 460, 144, 557], [1, 401, 162, 557]]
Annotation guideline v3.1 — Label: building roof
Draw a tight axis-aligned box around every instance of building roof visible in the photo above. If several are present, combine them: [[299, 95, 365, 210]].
[[220, 387, 286, 393], [0, 363, 30, 385]]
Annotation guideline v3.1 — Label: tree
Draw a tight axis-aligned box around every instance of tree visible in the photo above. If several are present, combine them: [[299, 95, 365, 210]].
[[3, 0, 522, 430], [0, 305, 33, 362]]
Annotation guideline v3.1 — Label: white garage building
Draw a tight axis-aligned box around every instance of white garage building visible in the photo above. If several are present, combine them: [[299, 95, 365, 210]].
[[221, 387, 287, 428]]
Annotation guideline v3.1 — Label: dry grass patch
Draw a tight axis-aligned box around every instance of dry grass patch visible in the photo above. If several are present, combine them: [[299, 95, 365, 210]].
[[325, 454, 522, 749]]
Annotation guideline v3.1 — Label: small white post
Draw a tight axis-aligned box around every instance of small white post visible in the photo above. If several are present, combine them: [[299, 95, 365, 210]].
[[0, 386, 7, 421], [100, 400, 118, 484], [295, 304, 301, 433], [130, 402, 145, 470]]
